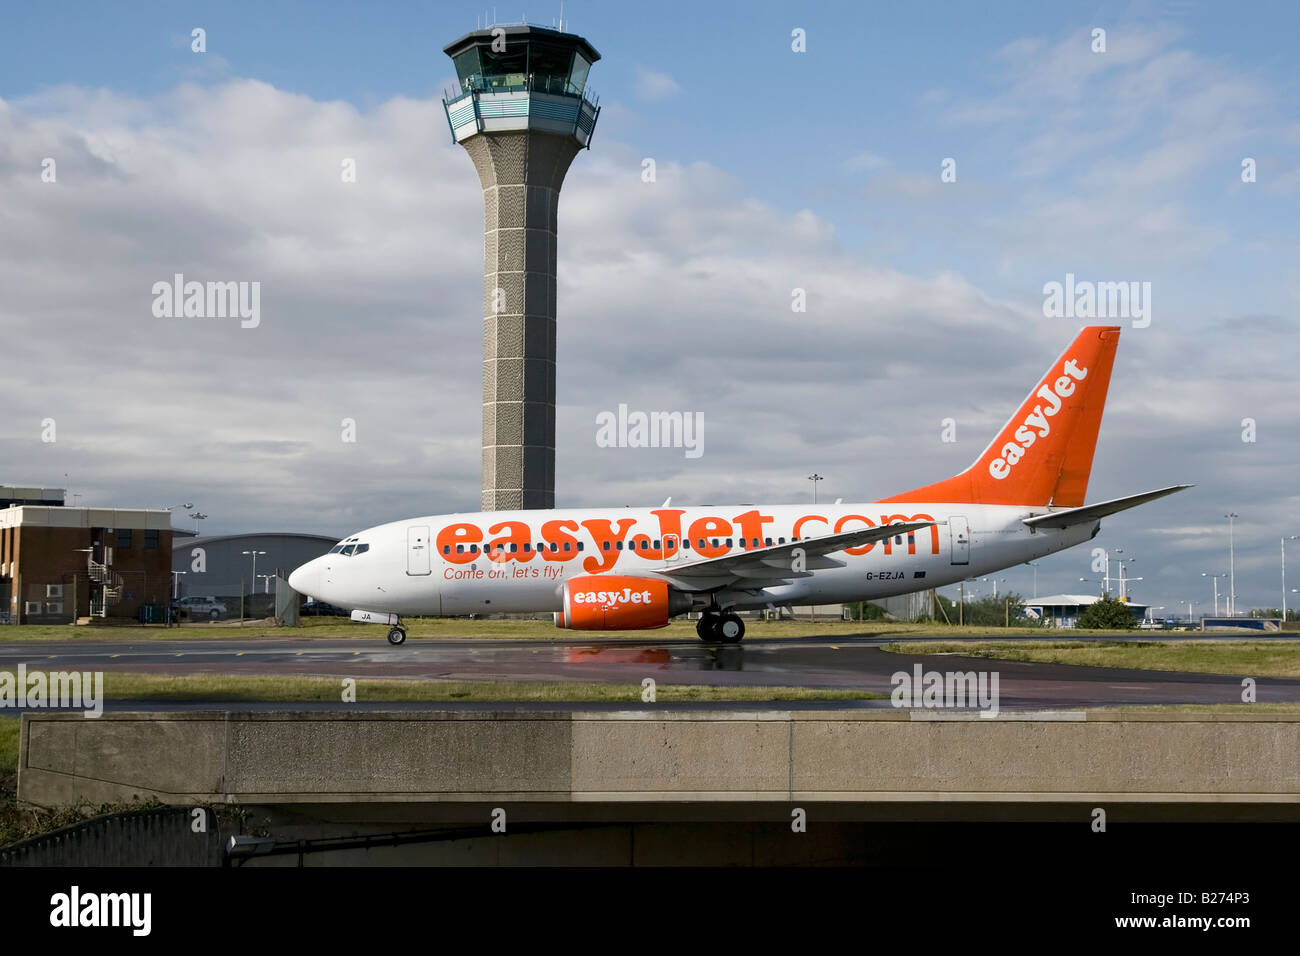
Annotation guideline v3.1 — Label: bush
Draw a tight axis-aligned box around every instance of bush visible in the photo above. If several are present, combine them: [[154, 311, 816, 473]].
[[1077, 594, 1137, 629]]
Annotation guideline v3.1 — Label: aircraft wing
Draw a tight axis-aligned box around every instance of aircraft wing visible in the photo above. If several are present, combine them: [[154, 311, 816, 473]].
[[651, 521, 936, 590], [1022, 484, 1192, 529]]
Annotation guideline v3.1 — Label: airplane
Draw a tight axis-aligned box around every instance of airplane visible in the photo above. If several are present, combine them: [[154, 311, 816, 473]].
[[289, 325, 1189, 645]]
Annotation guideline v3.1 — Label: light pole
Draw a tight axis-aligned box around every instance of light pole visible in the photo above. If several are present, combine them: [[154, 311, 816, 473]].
[[257, 573, 276, 594], [807, 474, 823, 504], [1202, 572, 1225, 616], [241, 551, 266, 626], [189, 512, 208, 535], [1283, 536, 1298, 622], [1225, 513, 1238, 616], [242, 551, 267, 590], [1114, 552, 1135, 599], [983, 577, 1006, 599]]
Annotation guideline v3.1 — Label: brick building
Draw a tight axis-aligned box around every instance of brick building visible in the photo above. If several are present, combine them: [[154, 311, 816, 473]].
[[0, 505, 174, 624]]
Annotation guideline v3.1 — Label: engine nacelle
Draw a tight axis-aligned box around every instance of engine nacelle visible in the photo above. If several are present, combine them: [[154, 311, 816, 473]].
[[554, 576, 691, 630]]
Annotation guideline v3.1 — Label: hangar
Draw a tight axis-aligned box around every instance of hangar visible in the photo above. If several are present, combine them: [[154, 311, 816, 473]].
[[172, 532, 335, 614]]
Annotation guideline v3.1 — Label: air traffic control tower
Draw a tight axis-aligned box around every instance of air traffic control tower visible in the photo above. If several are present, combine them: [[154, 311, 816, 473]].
[[442, 25, 601, 511]]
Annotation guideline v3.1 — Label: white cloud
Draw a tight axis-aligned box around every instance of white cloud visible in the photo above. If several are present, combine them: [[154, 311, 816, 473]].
[[633, 65, 682, 101]]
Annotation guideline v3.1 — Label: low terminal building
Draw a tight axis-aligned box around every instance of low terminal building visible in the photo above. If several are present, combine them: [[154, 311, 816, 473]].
[[1022, 593, 1148, 628], [0, 500, 174, 624]]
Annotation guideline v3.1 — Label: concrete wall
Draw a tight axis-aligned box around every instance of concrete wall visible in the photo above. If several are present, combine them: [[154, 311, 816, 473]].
[[19, 710, 1300, 810]]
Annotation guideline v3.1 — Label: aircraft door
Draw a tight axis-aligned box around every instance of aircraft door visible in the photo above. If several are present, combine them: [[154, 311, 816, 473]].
[[949, 516, 970, 565], [407, 526, 432, 576]]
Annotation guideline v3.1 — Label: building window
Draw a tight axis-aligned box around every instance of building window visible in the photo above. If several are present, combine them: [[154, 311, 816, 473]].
[[117, 529, 133, 549], [144, 529, 159, 550]]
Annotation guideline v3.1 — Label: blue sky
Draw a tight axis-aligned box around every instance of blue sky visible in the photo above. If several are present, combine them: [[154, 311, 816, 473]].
[[2, 1, 1298, 614]]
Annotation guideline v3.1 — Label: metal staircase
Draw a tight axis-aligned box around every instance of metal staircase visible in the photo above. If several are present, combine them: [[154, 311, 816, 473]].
[[87, 548, 124, 618]]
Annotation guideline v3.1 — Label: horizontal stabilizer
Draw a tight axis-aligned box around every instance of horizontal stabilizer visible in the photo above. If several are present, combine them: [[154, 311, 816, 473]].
[[1021, 484, 1192, 529]]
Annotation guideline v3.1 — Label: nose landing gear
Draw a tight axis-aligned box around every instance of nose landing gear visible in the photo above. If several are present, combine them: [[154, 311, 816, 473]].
[[387, 626, 407, 646]]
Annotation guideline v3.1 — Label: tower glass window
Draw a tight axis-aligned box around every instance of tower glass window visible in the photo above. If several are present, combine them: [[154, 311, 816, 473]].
[[480, 44, 527, 86], [569, 53, 591, 94], [527, 43, 575, 94], [453, 48, 481, 88]]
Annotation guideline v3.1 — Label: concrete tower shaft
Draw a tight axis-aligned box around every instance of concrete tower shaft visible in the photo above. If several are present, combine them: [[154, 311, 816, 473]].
[[464, 131, 579, 511], [442, 25, 601, 511]]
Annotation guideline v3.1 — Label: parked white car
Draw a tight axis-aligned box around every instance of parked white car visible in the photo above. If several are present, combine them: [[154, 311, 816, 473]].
[[173, 596, 228, 621]]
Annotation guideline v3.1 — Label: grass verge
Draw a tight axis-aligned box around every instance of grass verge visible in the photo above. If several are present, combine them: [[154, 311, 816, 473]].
[[881, 640, 1300, 678], [0, 670, 881, 704]]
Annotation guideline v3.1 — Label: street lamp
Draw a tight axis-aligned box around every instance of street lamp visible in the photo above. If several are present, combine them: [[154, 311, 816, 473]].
[[1282, 536, 1299, 622], [1115, 552, 1136, 599], [170, 570, 187, 599], [241, 550, 267, 589], [982, 577, 1007, 599], [189, 512, 208, 534], [1225, 513, 1238, 616], [1202, 572, 1225, 616], [807, 474, 824, 504]]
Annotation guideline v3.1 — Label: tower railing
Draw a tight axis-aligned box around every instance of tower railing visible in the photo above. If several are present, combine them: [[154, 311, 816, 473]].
[[445, 73, 598, 109]]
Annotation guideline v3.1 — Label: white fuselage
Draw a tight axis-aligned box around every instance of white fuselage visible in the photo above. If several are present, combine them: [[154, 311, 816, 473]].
[[289, 502, 1097, 617]]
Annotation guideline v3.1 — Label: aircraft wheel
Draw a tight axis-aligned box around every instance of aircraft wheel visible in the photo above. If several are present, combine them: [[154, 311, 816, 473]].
[[696, 615, 721, 643], [387, 626, 407, 646], [718, 613, 745, 644]]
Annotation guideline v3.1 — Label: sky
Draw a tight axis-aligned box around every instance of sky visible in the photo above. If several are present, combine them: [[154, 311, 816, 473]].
[[1, 0, 1298, 617]]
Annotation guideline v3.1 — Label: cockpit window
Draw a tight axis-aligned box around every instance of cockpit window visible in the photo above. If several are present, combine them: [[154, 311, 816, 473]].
[[341, 544, 356, 556], [354, 543, 369, 555], [328, 545, 344, 554]]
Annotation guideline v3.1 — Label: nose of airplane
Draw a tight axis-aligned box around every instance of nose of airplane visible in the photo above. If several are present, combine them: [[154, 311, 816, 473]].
[[288, 558, 320, 598]]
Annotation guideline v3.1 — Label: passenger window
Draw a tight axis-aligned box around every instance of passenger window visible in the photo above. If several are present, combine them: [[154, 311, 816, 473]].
[[564, 542, 572, 552], [470, 544, 479, 554], [602, 541, 610, 551], [725, 539, 732, 548], [779, 537, 786, 544], [443, 545, 451, 554], [456, 545, 464, 554], [616, 541, 624, 551], [578, 542, 584, 552], [510, 543, 517, 552], [654, 540, 661, 549], [765, 538, 772, 546]]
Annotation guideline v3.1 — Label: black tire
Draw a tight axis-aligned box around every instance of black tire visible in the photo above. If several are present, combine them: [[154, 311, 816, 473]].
[[696, 615, 721, 643], [718, 613, 745, 644], [209, 609, 220, 621], [387, 627, 407, 646]]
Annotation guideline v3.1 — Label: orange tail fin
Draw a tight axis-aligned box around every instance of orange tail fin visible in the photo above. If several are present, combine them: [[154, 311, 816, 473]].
[[881, 326, 1120, 507]]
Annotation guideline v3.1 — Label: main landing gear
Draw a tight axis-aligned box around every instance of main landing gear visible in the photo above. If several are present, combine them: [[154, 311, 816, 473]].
[[696, 611, 745, 645], [387, 626, 407, 646]]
